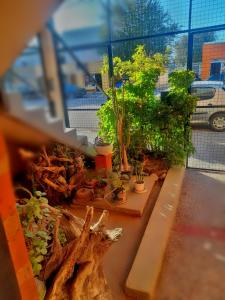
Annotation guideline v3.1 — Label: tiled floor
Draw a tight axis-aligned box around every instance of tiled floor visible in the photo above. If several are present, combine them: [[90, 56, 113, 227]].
[[155, 169, 225, 300]]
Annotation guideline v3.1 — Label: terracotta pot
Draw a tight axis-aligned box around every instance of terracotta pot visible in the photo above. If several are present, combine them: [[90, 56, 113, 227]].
[[117, 190, 126, 203], [95, 144, 113, 155], [75, 188, 93, 202], [134, 181, 145, 192]]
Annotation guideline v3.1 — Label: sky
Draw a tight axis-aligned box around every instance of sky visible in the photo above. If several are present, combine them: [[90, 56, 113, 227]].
[[53, 0, 104, 32], [53, 0, 225, 34]]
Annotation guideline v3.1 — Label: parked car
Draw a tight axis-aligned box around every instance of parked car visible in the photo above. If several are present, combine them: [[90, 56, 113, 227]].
[[191, 81, 225, 131]]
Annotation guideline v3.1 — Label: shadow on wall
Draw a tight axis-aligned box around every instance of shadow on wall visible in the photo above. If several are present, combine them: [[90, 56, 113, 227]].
[[0, 220, 20, 300]]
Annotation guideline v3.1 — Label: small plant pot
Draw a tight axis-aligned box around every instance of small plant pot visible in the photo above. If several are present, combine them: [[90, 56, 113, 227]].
[[134, 181, 145, 193], [117, 190, 127, 203], [95, 144, 113, 156], [94, 181, 108, 198], [75, 188, 93, 202]]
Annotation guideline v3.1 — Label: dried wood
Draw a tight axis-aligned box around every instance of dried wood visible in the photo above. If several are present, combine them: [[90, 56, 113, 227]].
[[44, 207, 122, 300], [43, 217, 63, 280]]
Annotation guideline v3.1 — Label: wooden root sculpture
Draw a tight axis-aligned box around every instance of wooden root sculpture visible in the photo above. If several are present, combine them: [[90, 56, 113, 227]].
[[44, 206, 122, 300], [19, 144, 86, 205]]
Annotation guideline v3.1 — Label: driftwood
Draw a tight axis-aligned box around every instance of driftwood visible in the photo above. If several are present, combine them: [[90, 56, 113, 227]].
[[16, 184, 122, 299], [43, 207, 122, 300], [20, 144, 86, 205]]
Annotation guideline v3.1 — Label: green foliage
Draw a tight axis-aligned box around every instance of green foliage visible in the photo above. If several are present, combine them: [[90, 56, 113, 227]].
[[98, 46, 197, 166], [135, 162, 144, 183], [169, 69, 195, 92], [108, 172, 123, 190], [98, 45, 166, 151], [16, 188, 51, 276], [58, 228, 67, 247], [146, 70, 197, 165]]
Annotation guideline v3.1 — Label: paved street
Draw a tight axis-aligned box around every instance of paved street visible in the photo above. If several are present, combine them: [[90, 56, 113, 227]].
[[22, 92, 106, 109], [188, 124, 225, 171]]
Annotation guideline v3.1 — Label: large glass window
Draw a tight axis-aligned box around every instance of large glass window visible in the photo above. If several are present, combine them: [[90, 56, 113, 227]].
[[56, 46, 108, 142], [53, 0, 108, 46], [3, 37, 48, 108]]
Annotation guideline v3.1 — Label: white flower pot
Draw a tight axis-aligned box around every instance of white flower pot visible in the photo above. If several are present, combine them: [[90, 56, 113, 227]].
[[134, 181, 145, 193], [95, 144, 113, 155]]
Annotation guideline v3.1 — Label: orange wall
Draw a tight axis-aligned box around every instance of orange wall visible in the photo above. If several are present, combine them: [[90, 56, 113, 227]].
[[0, 0, 63, 76], [202, 43, 225, 79]]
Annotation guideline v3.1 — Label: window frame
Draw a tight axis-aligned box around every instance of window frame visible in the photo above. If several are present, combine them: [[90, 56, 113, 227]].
[[191, 86, 216, 100]]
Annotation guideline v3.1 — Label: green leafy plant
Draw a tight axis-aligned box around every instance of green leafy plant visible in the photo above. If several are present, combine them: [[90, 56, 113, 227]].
[[98, 46, 197, 167], [149, 70, 197, 165], [135, 162, 144, 183], [16, 188, 60, 277], [108, 172, 123, 190], [98, 45, 166, 166], [94, 136, 110, 146]]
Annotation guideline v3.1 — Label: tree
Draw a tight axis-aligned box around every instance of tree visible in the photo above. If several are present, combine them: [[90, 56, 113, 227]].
[[111, 0, 179, 59], [174, 32, 216, 68]]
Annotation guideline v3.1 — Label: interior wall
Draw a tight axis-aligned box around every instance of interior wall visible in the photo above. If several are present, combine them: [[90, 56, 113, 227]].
[[0, 219, 20, 300], [0, 0, 63, 76]]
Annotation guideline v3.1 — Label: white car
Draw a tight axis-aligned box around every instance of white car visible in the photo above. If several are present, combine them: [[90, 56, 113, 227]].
[[191, 81, 225, 131]]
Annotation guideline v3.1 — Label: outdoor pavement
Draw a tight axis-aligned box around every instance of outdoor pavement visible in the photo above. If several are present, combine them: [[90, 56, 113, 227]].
[[188, 123, 225, 171], [155, 169, 225, 300]]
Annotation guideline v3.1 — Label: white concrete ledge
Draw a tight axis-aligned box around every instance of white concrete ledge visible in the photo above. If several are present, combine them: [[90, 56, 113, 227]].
[[125, 166, 185, 300]]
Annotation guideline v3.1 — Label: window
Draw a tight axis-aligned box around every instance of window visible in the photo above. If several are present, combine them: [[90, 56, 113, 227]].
[[191, 87, 216, 100]]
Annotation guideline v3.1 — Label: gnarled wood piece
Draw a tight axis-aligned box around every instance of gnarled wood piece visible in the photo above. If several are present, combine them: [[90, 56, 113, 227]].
[[46, 206, 94, 300], [44, 207, 122, 300], [43, 217, 62, 280]]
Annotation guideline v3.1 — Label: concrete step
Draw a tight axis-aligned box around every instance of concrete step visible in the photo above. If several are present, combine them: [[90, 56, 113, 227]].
[[5, 93, 94, 156], [23, 108, 48, 126], [76, 135, 88, 146], [125, 166, 185, 300], [64, 127, 77, 139]]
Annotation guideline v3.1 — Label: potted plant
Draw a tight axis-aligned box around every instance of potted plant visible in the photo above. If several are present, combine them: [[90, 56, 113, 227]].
[[116, 186, 127, 203], [94, 178, 108, 198], [94, 137, 113, 156], [134, 163, 145, 193], [98, 47, 197, 168], [105, 172, 127, 203]]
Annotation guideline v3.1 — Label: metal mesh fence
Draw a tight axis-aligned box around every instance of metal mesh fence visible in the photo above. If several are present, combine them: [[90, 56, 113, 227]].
[[2, 37, 49, 109], [52, 0, 225, 171], [188, 29, 225, 170]]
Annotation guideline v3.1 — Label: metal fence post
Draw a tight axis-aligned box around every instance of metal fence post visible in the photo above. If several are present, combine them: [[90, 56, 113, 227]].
[[107, 0, 114, 84], [187, 0, 193, 71], [47, 20, 70, 128]]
